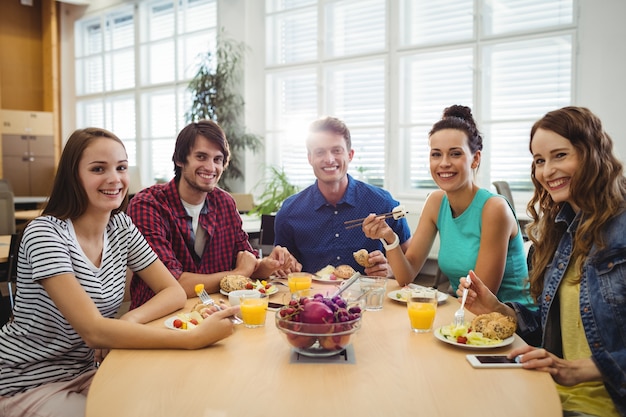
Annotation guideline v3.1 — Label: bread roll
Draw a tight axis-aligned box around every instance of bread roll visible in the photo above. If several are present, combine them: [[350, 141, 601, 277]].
[[471, 312, 516, 340], [334, 265, 356, 279], [353, 249, 374, 268], [219, 275, 253, 293]]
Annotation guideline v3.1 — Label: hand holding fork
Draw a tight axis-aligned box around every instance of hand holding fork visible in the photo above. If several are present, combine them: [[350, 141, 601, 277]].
[[454, 275, 471, 327], [195, 284, 243, 324]]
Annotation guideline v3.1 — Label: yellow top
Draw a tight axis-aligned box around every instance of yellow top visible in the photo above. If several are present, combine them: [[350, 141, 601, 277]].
[[557, 264, 618, 417]]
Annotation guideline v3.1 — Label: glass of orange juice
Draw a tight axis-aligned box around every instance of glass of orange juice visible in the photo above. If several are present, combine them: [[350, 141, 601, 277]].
[[287, 272, 313, 293], [407, 289, 438, 333], [239, 295, 269, 328]]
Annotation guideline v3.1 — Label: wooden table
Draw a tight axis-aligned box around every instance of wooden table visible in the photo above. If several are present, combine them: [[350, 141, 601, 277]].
[[0, 235, 10, 263], [86, 284, 561, 417]]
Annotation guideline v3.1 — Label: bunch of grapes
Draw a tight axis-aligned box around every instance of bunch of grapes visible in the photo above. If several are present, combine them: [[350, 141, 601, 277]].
[[278, 293, 362, 324]]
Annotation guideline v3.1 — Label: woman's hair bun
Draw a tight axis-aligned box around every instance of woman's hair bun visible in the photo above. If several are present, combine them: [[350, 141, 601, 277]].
[[443, 105, 474, 125]]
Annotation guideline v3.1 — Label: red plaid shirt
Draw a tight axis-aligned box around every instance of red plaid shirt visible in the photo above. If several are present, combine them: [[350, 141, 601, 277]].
[[127, 179, 255, 308]]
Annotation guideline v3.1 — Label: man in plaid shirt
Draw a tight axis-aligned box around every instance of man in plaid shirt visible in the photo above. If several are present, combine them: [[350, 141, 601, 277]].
[[127, 120, 300, 308]]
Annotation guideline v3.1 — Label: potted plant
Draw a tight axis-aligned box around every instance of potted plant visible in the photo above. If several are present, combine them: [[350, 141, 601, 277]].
[[186, 30, 262, 190], [249, 165, 300, 216]]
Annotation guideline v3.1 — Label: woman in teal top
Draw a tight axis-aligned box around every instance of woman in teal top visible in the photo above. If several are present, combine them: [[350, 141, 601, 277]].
[[438, 188, 531, 306], [362, 105, 534, 308]]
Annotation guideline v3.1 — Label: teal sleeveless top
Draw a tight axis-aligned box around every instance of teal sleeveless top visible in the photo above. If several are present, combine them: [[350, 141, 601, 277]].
[[437, 188, 533, 307]]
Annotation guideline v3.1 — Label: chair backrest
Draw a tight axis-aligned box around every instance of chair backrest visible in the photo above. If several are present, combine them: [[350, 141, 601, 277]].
[[259, 214, 276, 246], [6, 233, 22, 309], [492, 181, 515, 212], [0, 179, 12, 193], [0, 190, 16, 235], [1, 232, 22, 324], [493, 180, 530, 241], [230, 193, 255, 213], [254, 214, 276, 258]]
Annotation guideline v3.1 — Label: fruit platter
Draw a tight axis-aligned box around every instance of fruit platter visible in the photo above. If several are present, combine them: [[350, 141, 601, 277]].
[[275, 292, 363, 357]]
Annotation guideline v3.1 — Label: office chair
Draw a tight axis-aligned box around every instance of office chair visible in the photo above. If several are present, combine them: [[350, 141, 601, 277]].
[[0, 179, 13, 193], [230, 193, 255, 213], [1, 232, 21, 325], [492, 181, 515, 211], [257, 214, 276, 257], [492, 180, 528, 241]]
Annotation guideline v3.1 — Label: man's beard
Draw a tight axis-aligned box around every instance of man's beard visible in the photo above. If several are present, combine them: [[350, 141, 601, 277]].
[[183, 171, 218, 193]]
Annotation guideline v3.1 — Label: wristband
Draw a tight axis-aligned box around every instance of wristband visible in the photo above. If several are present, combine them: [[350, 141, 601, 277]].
[[380, 233, 400, 251]]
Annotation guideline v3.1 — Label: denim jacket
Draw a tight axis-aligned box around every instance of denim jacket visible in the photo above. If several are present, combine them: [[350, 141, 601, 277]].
[[509, 203, 626, 415]]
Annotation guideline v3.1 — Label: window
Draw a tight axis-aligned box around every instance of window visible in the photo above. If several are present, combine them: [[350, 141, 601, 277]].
[[74, 0, 217, 183], [266, 0, 574, 192], [266, 0, 387, 188]]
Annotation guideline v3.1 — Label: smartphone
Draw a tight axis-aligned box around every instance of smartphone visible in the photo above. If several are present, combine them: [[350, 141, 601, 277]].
[[466, 354, 523, 368], [267, 302, 285, 311]]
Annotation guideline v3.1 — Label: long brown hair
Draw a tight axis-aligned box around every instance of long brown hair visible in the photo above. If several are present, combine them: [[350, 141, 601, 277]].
[[43, 128, 129, 220], [526, 107, 626, 301]]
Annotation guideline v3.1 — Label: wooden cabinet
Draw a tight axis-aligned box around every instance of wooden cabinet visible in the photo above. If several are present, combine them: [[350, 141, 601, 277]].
[[1, 110, 55, 196]]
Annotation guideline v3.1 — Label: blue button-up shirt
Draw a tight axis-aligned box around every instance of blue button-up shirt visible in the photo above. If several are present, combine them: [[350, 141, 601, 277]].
[[274, 174, 411, 274]]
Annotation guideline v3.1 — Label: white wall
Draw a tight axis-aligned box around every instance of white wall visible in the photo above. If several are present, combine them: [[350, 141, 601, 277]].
[[576, 0, 626, 162]]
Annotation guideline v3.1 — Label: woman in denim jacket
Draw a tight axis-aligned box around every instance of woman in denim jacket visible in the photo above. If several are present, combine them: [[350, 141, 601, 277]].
[[459, 107, 626, 417]]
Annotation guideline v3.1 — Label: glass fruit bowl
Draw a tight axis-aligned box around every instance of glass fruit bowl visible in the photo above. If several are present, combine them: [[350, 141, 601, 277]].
[[275, 314, 361, 357], [274, 291, 363, 357]]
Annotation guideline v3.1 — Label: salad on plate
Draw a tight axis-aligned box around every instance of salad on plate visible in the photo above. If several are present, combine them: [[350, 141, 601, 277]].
[[436, 323, 512, 347]]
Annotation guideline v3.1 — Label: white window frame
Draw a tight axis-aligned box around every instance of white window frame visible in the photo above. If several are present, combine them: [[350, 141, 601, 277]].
[[73, 0, 218, 187], [264, 0, 577, 199]]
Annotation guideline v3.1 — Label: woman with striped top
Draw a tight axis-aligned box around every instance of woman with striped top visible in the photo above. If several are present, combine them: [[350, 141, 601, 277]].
[[0, 128, 238, 417]]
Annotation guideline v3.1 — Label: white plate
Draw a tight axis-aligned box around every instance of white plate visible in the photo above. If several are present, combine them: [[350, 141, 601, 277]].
[[387, 288, 449, 305], [312, 274, 343, 284], [434, 327, 515, 349], [164, 316, 183, 331], [219, 285, 278, 297]]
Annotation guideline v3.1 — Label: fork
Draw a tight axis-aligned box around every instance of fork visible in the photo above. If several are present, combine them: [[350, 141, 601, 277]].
[[454, 275, 471, 327], [195, 284, 243, 324]]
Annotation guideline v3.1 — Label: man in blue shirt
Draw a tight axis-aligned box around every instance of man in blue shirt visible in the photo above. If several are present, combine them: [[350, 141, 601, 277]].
[[274, 117, 411, 277]]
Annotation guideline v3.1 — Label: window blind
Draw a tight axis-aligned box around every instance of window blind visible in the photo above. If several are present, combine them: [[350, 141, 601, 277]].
[[266, 0, 387, 189], [75, 0, 217, 186], [266, 0, 574, 193]]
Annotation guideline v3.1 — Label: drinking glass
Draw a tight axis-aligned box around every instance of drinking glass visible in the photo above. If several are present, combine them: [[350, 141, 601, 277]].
[[407, 289, 438, 332], [240, 295, 269, 328], [359, 276, 388, 311], [287, 272, 313, 293]]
